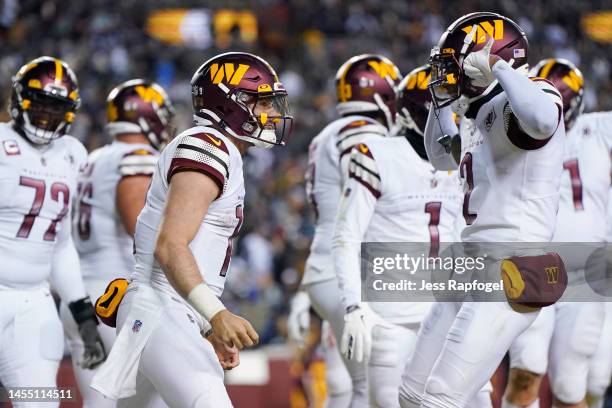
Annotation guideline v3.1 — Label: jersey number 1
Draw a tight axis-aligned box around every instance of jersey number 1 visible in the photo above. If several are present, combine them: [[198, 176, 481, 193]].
[[17, 176, 70, 241], [425, 202, 441, 257], [459, 152, 477, 225], [563, 158, 584, 211], [219, 205, 244, 277]]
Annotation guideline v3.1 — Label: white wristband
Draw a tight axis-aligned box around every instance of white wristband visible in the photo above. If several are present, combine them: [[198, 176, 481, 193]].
[[187, 283, 226, 321]]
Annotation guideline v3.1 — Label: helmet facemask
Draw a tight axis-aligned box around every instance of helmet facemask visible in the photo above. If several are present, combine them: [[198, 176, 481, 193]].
[[428, 48, 463, 110], [240, 92, 292, 148], [564, 92, 584, 131], [12, 85, 78, 145], [196, 88, 293, 149]]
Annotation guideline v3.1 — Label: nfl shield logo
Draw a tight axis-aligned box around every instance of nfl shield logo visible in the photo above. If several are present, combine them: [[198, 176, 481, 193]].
[[132, 320, 142, 333]]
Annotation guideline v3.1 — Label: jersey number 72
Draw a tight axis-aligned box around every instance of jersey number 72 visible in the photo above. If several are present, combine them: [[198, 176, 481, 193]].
[[17, 176, 70, 241]]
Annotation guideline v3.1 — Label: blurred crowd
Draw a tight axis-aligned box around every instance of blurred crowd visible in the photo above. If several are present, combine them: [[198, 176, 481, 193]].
[[1, 0, 610, 344]]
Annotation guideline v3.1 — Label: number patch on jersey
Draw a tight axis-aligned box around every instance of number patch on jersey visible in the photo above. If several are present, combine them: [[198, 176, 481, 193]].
[[425, 202, 442, 257], [563, 158, 584, 211], [459, 152, 477, 225], [77, 182, 93, 240], [219, 205, 244, 277], [16, 176, 70, 241]]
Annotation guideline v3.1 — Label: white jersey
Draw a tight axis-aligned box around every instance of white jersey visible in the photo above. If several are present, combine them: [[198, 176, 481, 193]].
[[553, 112, 612, 243], [333, 136, 463, 323], [73, 141, 158, 279], [303, 115, 388, 285], [608, 188, 612, 242], [458, 78, 565, 242], [131, 125, 244, 297], [0, 122, 87, 288]]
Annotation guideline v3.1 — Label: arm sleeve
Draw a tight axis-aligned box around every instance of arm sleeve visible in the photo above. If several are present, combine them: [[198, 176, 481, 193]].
[[493, 60, 563, 141], [332, 144, 380, 309], [50, 217, 87, 303], [424, 105, 460, 171]]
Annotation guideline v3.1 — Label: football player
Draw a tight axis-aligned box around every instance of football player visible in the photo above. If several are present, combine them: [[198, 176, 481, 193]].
[[60, 79, 174, 407], [293, 54, 402, 408], [399, 12, 566, 408], [91, 52, 292, 407], [504, 59, 611, 408], [331, 65, 463, 408], [0, 57, 105, 407]]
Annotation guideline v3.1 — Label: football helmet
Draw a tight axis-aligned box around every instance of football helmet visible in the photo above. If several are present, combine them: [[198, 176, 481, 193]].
[[530, 58, 584, 130], [396, 65, 432, 136], [335, 54, 402, 129], [429, 12, 529, 109], [106, 79, 175, 150], [191, 52, 292, 149], [10, 56, 81, 144]]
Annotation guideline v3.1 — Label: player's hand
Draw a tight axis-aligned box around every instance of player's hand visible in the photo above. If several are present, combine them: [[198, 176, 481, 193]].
[[287, 291, 311, 348], [207, 331, 240, 370], [210, 309, 259, 350], [78, 319, 107, 369], [340, 303, 391, 362], [463, 29, 497, 88]]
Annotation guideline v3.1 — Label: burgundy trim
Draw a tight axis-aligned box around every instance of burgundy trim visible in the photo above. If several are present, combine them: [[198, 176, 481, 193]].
[[339, 120, 370, 134], [189, 132, 229, 154], [167, 158, 224, 198], [354, 143, 374, 158], [349, 171, 381, 198], [122, 149, 154, 158], [506, 112, 554, 151], [339, 146, 355, 160], [119, 173, 154, 179]]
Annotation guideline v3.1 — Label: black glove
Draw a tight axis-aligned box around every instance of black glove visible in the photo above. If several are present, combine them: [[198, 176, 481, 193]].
[[69, 297, 107, 369]]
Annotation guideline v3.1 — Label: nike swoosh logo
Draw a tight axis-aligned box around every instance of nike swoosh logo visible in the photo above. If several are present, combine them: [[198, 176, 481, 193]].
[[206, 134, 222, 147]]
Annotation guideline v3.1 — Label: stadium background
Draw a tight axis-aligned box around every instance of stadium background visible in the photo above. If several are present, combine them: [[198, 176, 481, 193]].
[[0, 0, 611, 406]]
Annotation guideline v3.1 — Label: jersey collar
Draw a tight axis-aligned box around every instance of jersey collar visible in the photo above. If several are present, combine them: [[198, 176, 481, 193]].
[[465, 84, 504, 119]]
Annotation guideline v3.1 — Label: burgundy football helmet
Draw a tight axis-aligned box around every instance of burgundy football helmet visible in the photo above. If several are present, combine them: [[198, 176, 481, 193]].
[[396, 65, 432, 136], [191, 52, 292, 148], [335, 54, 402, 129], [10, 56, 81, 144], [530, 58, 584, 130], [106, 79, 175, 150], [429, 12, 529, 109]]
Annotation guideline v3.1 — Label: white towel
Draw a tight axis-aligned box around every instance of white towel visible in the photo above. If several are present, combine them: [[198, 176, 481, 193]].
[[90, 284, 165, 400]]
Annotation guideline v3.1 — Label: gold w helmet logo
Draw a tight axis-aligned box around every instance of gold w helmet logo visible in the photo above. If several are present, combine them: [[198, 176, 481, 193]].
[[545, 266, 560, 284], [367, 60, 399, 80], [462, 20, 504, 44], [210, 63, 250, 85], [406, 70, 431, 90], [563, 70, 584, 92], [134, 86, 165, 105]]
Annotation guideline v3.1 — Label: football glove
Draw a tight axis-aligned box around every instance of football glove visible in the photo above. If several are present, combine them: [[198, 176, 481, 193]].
[[287, 291, 311, 348], [69, 297, 107, 369], [340, 303, 391, 362], [463, 35, 496, 88]]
